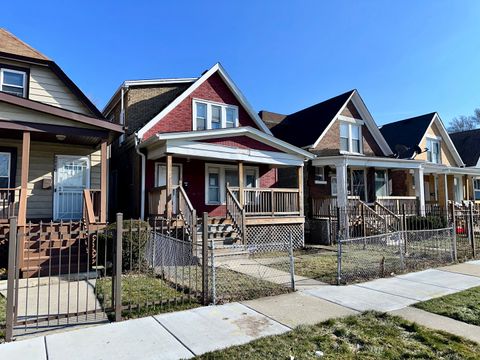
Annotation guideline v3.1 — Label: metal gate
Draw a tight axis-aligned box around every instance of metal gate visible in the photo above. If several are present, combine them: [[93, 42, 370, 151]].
[[4, 217, 118, 341]]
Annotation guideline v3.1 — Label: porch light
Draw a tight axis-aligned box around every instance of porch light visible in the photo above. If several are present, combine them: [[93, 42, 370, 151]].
[[56, 134, 66, 141]]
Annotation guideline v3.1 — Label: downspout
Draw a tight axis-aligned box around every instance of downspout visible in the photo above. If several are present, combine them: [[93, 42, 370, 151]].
[[135, 133, 146, 220]]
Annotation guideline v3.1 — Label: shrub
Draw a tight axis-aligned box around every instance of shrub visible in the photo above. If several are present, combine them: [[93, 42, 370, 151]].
[[406, 215, 448, 230]]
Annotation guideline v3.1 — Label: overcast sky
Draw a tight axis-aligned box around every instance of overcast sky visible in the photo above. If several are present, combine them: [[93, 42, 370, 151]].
[[4, 1, 480, 126]]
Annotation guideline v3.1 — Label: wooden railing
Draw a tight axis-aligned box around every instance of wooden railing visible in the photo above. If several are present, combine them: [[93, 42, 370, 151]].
[[242, 188, 301, 216], [148, 185, 182, 217], [356, 200, 389, 234], [374, 201, 401, 231], [226, 187, 246, 242], [311, 196, 360, 218], [376, 196, 418, 214], [178, 185, 197, 242], [83, 189, 103, 228], [0, 188, 20, 222]]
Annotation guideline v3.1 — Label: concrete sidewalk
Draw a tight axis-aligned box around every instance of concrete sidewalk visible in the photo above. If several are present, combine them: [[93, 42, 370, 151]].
[[2, 260, 480, 359]]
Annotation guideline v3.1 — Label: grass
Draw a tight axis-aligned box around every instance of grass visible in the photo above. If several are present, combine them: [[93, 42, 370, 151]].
[[414, 286, 480, 326], [96, 274, 201, 320], [195, 311, 480, 359], [0, 294, 5, 342]]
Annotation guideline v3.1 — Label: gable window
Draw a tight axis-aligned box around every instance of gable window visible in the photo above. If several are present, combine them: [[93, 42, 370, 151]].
[[0, 69, 26, 98], [339, 122, 362, 154], [193, 100, 238, 131], [426, 138, 441, 164], [0, 152, 11, 188], [474, 179, 480, 201]]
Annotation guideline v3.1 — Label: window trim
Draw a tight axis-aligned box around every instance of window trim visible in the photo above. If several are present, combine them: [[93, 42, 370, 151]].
[[204, 163, 259, 205], [193, 99, 239, 131], [0, 67, 27, 98], [426, 137, 442, 164], [339, 121, 363, 155]]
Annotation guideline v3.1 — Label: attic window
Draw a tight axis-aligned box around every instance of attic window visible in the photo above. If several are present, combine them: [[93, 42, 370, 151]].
[[426, 138, 441, 164], [0, 69, 26, 98], [193, 100, 239, 131], [339, 122, 362, 154]]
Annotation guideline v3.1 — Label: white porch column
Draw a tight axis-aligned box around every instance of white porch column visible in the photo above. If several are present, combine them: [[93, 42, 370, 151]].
[[336, 163, 348, 208], [414, 167, 425, 213]]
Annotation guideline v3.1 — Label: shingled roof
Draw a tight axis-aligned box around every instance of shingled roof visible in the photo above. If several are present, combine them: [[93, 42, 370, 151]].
[[265, 90, 355, 148], [0, 28, 49, 60], [379, 113, 436, 159], [450, 128, 480, 167]]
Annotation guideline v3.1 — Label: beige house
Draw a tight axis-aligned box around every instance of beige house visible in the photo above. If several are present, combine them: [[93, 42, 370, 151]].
[[0, 29, 122, 227]]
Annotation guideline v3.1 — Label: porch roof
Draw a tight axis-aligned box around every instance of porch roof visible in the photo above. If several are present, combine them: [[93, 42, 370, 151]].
[[140, 126, 314, 166], [312, 155, 424, 169], [423, 163, 480, 176]]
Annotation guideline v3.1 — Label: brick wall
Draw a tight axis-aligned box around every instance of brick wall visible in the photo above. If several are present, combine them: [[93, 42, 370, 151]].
[[143, 72, 260, 140]]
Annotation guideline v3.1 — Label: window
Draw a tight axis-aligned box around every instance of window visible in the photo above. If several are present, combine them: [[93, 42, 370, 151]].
[[374, 170, 388, 197], [205, 164, 258, 204], [0, 69, 26, 97], [193, 100, 238, 130], [195, 102, 207, 131], [426, 138, 441, 164], [474, 179, 480, 201], [331, 176, 337, 196], [454, 176, 463, 203], [314, 167, 326, 184], [0, 152, 10, 188], [339, 122, 362, 154]]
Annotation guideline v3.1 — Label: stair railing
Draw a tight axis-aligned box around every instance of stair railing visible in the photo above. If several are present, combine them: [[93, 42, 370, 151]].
[[374, 201, 401, 232], [226, 185, 246, 243], [177, 185, 197, 242], [356, 200, 389, 235]]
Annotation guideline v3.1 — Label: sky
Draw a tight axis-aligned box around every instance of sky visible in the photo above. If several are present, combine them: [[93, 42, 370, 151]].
[[3, 1, 480, 126]]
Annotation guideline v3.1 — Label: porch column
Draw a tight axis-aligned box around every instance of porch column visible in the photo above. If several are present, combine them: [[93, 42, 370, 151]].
[[238, 161, 244, 207], [414, 168, 425, 213], [438, 173, 449, 209], [165, 155, 173, 219], [19, 131, 30, 226], [100, 140, 107, 223], [297, 165, 304, 216], [335, 163, 348, 208]]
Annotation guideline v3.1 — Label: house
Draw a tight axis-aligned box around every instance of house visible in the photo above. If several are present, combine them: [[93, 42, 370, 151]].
[[0, 29, 122, 274], [380, 113, 479, 208], [103, 63, 313, 247], [450, 128, 480, 201]]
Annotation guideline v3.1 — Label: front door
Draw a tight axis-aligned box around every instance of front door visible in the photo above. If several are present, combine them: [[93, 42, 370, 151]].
[[54, 156, 90, 220], [156, 164, 181, 213]]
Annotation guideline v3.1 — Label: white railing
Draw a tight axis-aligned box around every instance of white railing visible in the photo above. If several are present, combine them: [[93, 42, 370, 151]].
[[242, 188, 301, 216]]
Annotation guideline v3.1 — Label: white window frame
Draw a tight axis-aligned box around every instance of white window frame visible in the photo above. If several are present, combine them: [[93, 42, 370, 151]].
[[205, 163, 259, 205], [154, 162, 183, 187], [339, 120, 363, 155], [193, 99, 239, 131], [0, 152, 11, 188], [0, 68, 27, 98], [330, 175, 337, 196], [314, 166, 326, 184], [474, 178, 480, 201], [374, 169, 388, 197], [426, 137, 442, 164]]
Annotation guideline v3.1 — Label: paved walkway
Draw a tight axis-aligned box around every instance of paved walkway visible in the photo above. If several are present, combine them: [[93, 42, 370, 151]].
[[2, 260, 480, 359]]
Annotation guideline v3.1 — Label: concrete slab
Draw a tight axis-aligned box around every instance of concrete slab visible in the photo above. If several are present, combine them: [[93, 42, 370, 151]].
[[397, 269, 480, 290], [155, 302, 289, 355], [0, 336, 46, 360], [305, 285, 417, 312], [439, 263, 480, 278], [242, 292, 357, 328], [391, 307, 480, 344], [357, 277, 456, 301], [46, 316, 193, 360]]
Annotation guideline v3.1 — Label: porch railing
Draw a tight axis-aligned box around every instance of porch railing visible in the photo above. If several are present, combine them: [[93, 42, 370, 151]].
[[0, 188, 20, 222], [376, 196, 418, 214], [373, 201, 401, 231], [226, 187, 246, 242], [82, 189, 103, 227], [241, 187, 301, 216], [311, 196, 360, 218]]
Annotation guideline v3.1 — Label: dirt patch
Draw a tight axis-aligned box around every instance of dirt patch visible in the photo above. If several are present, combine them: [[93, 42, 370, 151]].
[[232, 313, 271, 337]]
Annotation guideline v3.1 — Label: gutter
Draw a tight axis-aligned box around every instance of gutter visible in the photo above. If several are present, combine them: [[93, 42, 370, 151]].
[[135, 133, 146, 220]]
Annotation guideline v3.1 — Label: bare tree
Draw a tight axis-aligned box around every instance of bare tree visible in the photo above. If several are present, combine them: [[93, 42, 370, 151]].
[[448, 108, 480, 133]]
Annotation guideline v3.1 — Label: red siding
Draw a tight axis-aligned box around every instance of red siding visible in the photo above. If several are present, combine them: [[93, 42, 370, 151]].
[[143, 72, 260, 139], [204, 136, 279, 152]]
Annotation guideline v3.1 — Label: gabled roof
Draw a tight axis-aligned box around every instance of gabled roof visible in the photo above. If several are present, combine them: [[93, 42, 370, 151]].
[[0, 29, 103, 118], [380, 112, 464, 166], [450, 128, 480, 167], [269, 90, 354, 148], [258, 110, 287, 129], [137, 63, 272, 139], [0, 28, 49, 60], [380, 113, 435, 158]]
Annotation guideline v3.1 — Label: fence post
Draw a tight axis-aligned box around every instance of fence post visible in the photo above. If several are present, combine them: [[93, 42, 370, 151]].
[[336, 207, 342, 285], [210, 237, 216, 305], [202, 212, 209, 305], [5, 217, 17, 342], [114, 213, 123, 322], [288, 232, 296, 291], [469, 202, 476, 258], [451, 201, 457, 262], [402, 204, 408, 255]]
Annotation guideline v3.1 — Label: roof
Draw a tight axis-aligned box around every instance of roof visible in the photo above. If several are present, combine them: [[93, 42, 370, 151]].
[[0, 28, 49, 60], [269, 90, 355, 148], [258, 110, 287, 129], [450, 128, 480, 167], [379, 113, 435, 158]]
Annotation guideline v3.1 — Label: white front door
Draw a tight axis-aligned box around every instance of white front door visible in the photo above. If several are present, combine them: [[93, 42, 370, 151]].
[[54, 156, 90, 220], [156, 164, 181, 213]]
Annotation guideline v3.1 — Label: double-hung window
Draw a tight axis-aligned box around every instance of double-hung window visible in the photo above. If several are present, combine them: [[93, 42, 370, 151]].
[[0, 68, 27, 98], [205, 164, 258, 204], [426, 138, 441, 164], [474, 179, 480, 201], [339, 122, 362, 154], [0, 152, 11, 188], [193, 100, 238, 130]]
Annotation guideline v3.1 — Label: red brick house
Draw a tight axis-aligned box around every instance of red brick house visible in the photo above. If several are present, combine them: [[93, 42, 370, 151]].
[[104, 63, 313, 246]]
